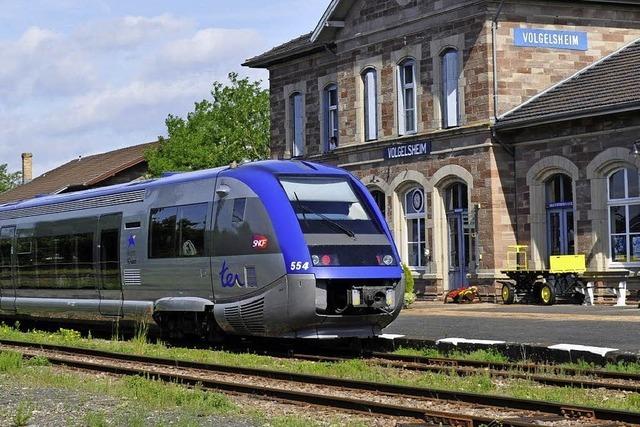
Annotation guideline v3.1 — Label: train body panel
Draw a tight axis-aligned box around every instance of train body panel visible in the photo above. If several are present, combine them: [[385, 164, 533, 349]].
[[0, 161, 403, 339]]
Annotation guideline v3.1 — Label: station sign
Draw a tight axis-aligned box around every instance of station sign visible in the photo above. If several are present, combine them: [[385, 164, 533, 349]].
[[514, 28, 588, 51], [384, 140, 431, 160]]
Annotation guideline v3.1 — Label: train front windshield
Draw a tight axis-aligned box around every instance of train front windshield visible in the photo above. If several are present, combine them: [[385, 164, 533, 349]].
[[279, 176, 397, 267]]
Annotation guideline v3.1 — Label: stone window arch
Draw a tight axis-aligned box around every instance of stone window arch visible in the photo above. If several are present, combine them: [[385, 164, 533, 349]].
[[586, 147, 640, 269], [388, 170, 428, 270], [525, 156, 579, 269]]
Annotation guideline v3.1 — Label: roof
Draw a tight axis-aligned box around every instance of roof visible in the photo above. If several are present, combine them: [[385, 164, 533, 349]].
[[497, 37, 640, 129], [0, 141, 157, 204], [243, 33, 325, 68], [0, 160, 344, 214]]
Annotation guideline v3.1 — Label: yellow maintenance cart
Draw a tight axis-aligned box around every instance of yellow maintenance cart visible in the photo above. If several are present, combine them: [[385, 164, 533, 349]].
[[499, 245, 586, 305]]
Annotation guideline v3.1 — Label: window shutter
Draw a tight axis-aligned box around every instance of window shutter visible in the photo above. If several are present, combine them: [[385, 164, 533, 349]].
[[397, 65, 405, 136]]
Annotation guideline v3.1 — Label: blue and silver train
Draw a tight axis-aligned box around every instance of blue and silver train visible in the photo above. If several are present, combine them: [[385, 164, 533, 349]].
[[0, 160, 403, 339]]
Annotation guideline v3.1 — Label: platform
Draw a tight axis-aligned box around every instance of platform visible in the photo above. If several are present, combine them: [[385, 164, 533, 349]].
[[383, 301, 640, 353]]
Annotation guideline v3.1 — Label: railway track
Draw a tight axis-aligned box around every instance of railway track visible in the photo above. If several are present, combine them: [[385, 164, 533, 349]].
[[0, 339, 639, 426], [287, 351, 640, 393]]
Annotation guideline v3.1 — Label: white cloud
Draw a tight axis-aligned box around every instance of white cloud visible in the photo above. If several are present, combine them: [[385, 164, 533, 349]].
[[75, 14, 192, 50], [160, 28, 262, 66]]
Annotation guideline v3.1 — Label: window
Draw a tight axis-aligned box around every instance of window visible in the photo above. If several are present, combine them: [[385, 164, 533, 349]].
[[608, 167, 640, 263], [232, 198, 246, 224], [149, 203, 207, 258], [290, 92, 304, 157], [369, 189, 386, 216], [324, 84, 339, 152], [441, 48, 459, 128], [405, 186, 425, 267], [25, 216, 99, 289], [213, 197, 280, 256], [397, 59, 417, 135], [362, 68, 378, 141], [280, 176, 382, 235], [545, 174, 574, 256]]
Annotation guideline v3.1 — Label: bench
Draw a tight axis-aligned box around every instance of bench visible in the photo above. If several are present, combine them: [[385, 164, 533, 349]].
[[578, 270, 631, 307]]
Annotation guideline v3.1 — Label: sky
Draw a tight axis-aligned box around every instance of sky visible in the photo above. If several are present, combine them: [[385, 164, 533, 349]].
[[0, 0, 329, 177]]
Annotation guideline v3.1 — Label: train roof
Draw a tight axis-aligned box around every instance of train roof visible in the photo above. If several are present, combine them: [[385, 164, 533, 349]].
[[0, 160, 347, 213]]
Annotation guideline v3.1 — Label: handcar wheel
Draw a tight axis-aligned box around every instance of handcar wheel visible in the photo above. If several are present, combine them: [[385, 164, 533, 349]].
[[539, 284, 556, 306], [501, 283, 515, 305]]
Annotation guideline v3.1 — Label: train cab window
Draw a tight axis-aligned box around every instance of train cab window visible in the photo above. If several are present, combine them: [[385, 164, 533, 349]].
[[149, 203, 207, 258], [280, 176, 383, 235]]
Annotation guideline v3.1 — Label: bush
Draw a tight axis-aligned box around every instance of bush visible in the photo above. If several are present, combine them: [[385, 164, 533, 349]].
[[402, 263, 416, 308]]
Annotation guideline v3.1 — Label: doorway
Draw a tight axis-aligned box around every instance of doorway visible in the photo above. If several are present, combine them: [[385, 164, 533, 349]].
[[445, 183, 469, 289]]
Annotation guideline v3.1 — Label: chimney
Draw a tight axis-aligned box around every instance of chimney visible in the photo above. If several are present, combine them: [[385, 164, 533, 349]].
[[21, 153, 33, 184]]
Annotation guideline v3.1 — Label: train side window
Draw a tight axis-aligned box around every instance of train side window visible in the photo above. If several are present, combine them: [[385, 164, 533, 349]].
[[232, 198, 246, 224], [178, 203, 207, 257], [213, 197, 279, 256], [16, 234, 36, 288], [149, 207, 178, 258]]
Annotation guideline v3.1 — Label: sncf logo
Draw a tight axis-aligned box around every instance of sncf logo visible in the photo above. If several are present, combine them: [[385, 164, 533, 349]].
[[252, 234, 268, 250]]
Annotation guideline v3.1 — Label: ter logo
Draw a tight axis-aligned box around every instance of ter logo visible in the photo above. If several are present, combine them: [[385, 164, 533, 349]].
[[252, 234, 268, 250]]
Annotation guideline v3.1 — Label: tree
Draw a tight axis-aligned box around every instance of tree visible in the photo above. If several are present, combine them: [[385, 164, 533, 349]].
[[146, 72, 270, 176], [0, 164, 21, 193]]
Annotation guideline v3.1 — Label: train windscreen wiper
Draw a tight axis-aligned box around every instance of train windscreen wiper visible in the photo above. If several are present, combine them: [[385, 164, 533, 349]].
[[293, 197, 355, 238]]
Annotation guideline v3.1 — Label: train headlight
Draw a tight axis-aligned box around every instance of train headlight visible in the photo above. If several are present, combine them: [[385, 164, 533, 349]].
[[382, 255, 394, 265], [385, 289, 395, 307], [312, 255, 320, 266], [351, 289, 362, 306]]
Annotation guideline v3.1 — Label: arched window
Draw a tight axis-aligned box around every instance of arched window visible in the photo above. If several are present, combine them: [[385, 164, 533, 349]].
[[323, 84, 339, 152], [362, 68, 378, 141], [545, 174, 574, 255], [369, 188, 385, 215], [404, 186, 425, 267], [397, 58, 417, 135], [608, 167, 640, 263], [441, 48, 459, 128], [289, 92, 304, 157]]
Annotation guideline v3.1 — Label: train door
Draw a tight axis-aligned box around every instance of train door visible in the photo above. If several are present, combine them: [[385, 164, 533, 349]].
[[0, 227, 15, 311], [445, 183, 469, 289], [97, 213, 123, 316]]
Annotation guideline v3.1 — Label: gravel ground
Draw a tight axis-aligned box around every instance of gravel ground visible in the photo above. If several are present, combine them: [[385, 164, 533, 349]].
[[0, 383, 258, 427]]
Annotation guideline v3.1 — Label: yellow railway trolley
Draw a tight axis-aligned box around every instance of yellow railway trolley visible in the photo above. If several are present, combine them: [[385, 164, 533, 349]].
[[499, 246, 586, 305]]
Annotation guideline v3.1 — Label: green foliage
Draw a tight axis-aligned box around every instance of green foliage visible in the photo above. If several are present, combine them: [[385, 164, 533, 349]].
[[402, 263, 416, 307], [146, 72, 270, 175], [402, 263, 414, 294], [0, 351, 23, 373], [12, 401, 33, 427], [0, 164, 21, 194]]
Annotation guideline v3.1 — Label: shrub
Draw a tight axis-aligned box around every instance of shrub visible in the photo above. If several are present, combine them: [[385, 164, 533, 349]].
[[402, 263, 416, 308]]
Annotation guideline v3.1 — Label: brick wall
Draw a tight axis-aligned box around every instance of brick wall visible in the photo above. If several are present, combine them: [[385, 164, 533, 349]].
[[494, 1, 640, 116]]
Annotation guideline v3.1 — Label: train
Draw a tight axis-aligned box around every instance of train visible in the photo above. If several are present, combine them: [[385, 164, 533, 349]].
[[0, 160, 404, 339]]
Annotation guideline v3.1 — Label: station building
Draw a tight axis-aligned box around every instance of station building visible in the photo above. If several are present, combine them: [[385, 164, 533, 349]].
[[243, 0, 640, 299]]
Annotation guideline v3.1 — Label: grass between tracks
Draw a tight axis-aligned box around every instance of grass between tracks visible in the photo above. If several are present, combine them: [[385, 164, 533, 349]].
[[0, 350, 369, 427], [0, 324, 639, 414]]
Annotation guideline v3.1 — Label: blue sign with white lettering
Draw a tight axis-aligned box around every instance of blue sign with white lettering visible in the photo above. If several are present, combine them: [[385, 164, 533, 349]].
[[514, 28, 588, 51], [384, 140, 431, 160]]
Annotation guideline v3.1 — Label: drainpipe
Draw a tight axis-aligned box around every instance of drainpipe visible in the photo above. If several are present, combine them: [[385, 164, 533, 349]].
[[490, 1, 519, 245], [491, 0, 505, 121]]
